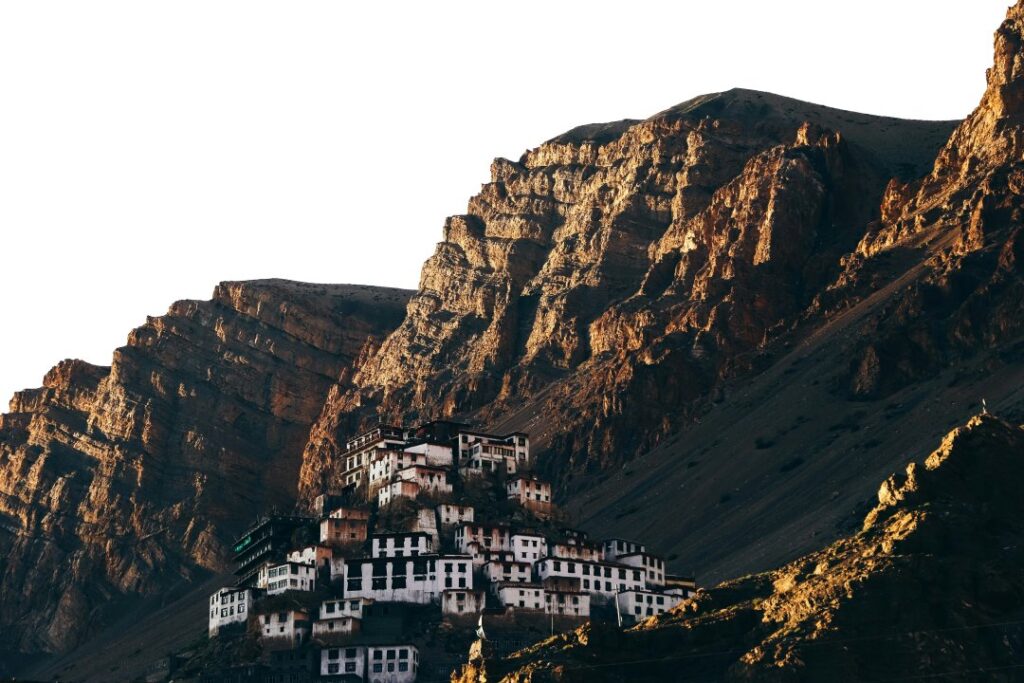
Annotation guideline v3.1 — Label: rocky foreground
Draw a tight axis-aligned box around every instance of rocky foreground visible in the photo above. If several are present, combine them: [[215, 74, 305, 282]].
[[453, 414, 1024, 682]]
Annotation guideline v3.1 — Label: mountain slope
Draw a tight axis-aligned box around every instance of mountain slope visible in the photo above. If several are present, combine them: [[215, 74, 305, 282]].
[[455, 414, 1024, 682], [298, 90, 956, 498], [490, 0, 1024, 587], [0, 280, 411, 653]]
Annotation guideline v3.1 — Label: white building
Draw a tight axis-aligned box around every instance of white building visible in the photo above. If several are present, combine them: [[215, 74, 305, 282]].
[[483, 560, 534, 589], [441, 589, 487, 617], [312, 615, 360, 640], [615, 590, 684, 624], [377, 465, 453, 506], [438, 555, 474, 591], [264, 561, 316, 595], [208, 587, 253, 637], [465, 545, 516, 568], [413, 507, 440, 547], [321, 646, 364, 679], [511, 532, 548, 563], [436, 503, 474, 528], [456, 430, 529, 475], [366, 644, 419, 682], [368, 450, 427, 496], [343, 555, 471, 604], [320, 644, 419, 681], [535, 557, 646, 602], [664, 575, 698, 599], [403, 440, 454, 467], [371, 532, 433, 558], [259, 609, 310, 648], [398, 464, 452, 494], [341, 425, 410, 488], [545, 589, 590, 618], [603, 538, 645, 561], [619, 552, 666, 587], [506, 475, 553, 518], [286, 544, 333, 572], [550, 540, 604, 562], [497, 583, 545, 610], [320, 597, 372, 620], [455, 523, 511, 554]]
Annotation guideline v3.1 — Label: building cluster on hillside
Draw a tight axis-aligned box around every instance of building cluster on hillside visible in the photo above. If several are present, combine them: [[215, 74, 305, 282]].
[[206, 421, 696, 683]]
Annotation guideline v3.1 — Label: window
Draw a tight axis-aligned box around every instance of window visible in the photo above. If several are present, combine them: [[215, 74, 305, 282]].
[[345, 662, 356, 673], [328, 664, 339, 674], [373, 663, 383, 673], [399, 662, 409, 672], [326, 603, 336, 613]]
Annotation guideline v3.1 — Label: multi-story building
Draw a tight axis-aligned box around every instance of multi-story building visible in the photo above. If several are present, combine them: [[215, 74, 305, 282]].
[[368, 450, 427, 496], [436, 503, 475, 528], [320, 597, 372, 620], [377, 464, 453, 506], [371, 531, 434, 558], [511, 532, 548, 563], [549, 539, 604, 562], [319, 515, 369, 547], [312, 614, 360, 641], [455, 523, 511, 554], [664, 574, 698, 598], [343, 555, 471, 604], [208, 587, 253, 637], [496, 583, 545, 610], [506, 475, 553, 518], [545, 588, 591, 618], [366, 644, 419, 682], [455, 430, 530, 474], [320, 646, 364, 680], [232, 514, 314, 587], [286, 544, 334, 573], [602, 538, 646, 561], [615, 590, 685, 624], [618, 551, 666, 587], [441, 589, 487, 617], [258, 609, 311, 648], [482, 560, 534, 589], [319, 644, 419, 681], [340, 424, 410, 489], [535, 557, 646, 602], [262, 561, 316, 595], [438, 555, 474, 590]]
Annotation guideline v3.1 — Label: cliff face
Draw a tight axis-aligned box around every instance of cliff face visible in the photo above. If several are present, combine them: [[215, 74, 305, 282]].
[[0, 280, 411, 653], [831, 1, 1024, 401], [453, 415, 1024, 682], [299, 92, 956, 496]]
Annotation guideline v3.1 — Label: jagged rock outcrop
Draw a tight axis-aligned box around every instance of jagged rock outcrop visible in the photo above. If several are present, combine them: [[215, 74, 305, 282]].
[[0, 280, 411, 653], [829, 1, 1024, 400], [453, 415, 1024, 682], [299, 91, 955, 497]]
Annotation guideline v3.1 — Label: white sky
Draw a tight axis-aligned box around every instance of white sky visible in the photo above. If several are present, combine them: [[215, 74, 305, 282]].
[[0, 1, 1012, 404]]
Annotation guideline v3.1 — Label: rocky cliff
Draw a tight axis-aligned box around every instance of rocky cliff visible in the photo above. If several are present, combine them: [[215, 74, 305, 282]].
[[0, 280, 410, 653], [298, 90, 956, 497], [453, 414, 1024, 682]]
